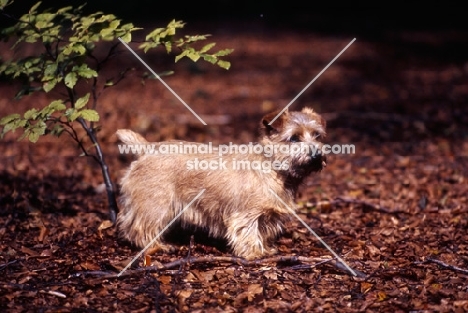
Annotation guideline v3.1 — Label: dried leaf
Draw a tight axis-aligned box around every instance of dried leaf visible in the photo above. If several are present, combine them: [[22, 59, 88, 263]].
[[38, 225, 49, 242], [21, 246, 38, 256], [247, 284, 263, 301], [377, 291, 387, 301], [360, 282, 373, 294], [80, 261, 100, 270], [159, 275, 171, 284], [144, 254, 151, 266]]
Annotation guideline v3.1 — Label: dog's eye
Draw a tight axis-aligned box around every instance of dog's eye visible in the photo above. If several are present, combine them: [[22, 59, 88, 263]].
[[289, 135, 300, 142]]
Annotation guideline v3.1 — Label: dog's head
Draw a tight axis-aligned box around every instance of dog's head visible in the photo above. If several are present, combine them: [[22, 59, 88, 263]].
[[260, 107, 327, 177]]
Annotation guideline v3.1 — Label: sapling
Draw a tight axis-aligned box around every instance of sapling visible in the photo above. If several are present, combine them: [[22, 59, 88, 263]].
[[0, 0, 232, 223]]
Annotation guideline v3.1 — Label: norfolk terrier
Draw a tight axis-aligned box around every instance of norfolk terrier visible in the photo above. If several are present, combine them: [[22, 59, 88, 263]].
[[116, 107, 326, 259]]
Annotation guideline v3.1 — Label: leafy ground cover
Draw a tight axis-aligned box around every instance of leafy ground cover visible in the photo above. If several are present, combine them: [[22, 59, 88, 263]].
[[1, 23, 467, 312]]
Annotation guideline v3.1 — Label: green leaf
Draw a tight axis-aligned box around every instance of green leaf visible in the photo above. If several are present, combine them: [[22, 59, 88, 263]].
[[24, 108, 38, 120], [50, 124, 64, 136], [109, 20, 120, 29], [72, 44, 86, 55], [200, 43, 216, 53], [217, 60, 231, 70], [35, 13, 55, 29], [39, 100, 66, 117], [100, 27, 114, 37], [27, 121, 47, 143], [65, 108, 75, 121], [29, 1, 42, 14], [186, 50, 200, 62], [157, 70, 174, 77], [48, 100, 66, 111], [43, 62, 58, 78], [28, 131, 39, 142], [202, 55, 217, 64], [69, 110, 81, 122], [175, 50, 188, 63], [120, 32, 131, 43], [1, 117, 28, 138], [79, 109, 99, 122], [145, 27, 163, 41], [75, 93, 90, 109], [0, 0, 13, 9], [73, 64, 97, 78], [215, 48, 234, 57], [43, 78, 57, 92], [57, 6, 73, 14], [80, 16, 96, 28], [0, 113, 21, 125], [65, 72, 78, 89], [164, 41, 172, 53], [183, 34, 209, 44]]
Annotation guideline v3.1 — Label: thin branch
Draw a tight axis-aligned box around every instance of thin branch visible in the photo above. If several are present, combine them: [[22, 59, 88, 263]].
[[54, 119, 100, 164], [43, 42, 56, 61], [102, 41, 121, 65], [88, 42, 121, 114], [0, 259, 18, 271], [74, 255, 346, 279], [91, 76, 99, 112], [415, 257, 468, 275], [77, 117, 118, 223], [60, 55, 118, 223], [180, 235, 195, 272], [106, 68, 133, 89]]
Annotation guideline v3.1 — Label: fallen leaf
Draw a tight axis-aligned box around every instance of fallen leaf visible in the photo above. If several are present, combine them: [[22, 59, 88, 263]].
[[248, 284, 263, 301], [38, 225, 49, 243], [360, 282, 373, 294], [80, 261, 100, 271], [144, 254, 151, 266], [98, 220, 113, 230], [377, 291, 387, 301], [21, 246, 38, 256], [159, 275, 171, 284]]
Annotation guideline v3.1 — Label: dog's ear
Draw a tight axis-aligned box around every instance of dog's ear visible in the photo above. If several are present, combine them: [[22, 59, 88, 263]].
[[261, 109, 288, 135]]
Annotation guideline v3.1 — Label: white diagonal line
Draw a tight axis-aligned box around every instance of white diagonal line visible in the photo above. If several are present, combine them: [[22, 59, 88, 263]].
[[117, 189, 206, 276], [269, 188, 357, 276], [117, 38, 207, 125], [269, 38, 356, 125]]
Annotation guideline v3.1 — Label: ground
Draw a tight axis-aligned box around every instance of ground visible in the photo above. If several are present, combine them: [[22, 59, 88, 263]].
[[1, 21, 468, 312]]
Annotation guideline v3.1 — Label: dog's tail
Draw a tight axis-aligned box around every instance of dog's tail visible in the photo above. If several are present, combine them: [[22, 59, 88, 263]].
[[116, 129, 148, 144]]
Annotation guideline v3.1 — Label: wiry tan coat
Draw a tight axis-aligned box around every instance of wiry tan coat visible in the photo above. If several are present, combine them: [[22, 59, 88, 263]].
[[116, 108, 326, 259]]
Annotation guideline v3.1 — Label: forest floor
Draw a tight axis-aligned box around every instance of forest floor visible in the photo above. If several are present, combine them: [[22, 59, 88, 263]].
[[1, 20, 468, 312]]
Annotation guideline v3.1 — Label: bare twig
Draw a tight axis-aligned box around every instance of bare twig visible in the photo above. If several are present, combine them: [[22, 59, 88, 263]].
[[183, 235, 195, 271], [75, 255, 349, 279], [415, 257, 468, 275], [55, 119, 100, 164], [0, 259, 18, 271], [145, 273, 164, 313]]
